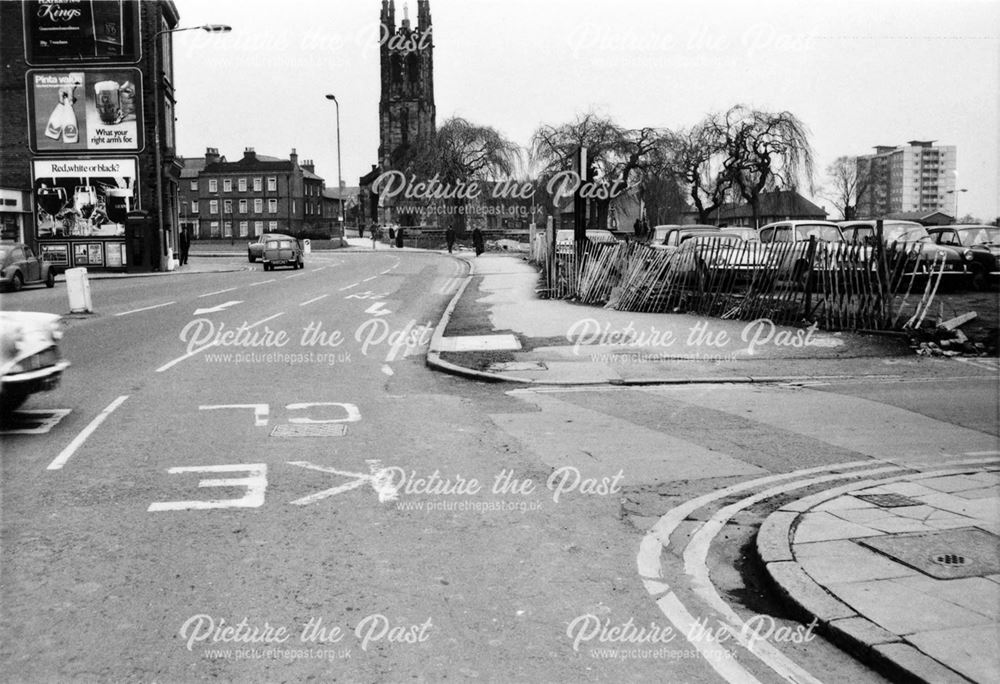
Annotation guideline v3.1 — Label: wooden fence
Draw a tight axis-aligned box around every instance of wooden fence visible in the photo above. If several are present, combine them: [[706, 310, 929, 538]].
[[530, 236, 950, 331]]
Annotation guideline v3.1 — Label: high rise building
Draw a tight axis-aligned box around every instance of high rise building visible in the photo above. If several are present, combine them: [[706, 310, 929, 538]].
[[855, 141, 957, 219]]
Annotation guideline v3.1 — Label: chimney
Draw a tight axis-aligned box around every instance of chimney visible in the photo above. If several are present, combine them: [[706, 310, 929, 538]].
[[289, 148, 298, 166], [243, 146, 257, 161], [302, 159, 315, 173], [205, 147, 220, 165]]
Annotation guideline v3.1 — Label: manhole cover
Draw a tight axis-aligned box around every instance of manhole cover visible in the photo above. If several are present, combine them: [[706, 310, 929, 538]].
[[855, 493, 921, 508], [270, 424, 347, 438], [857, 528, 1000, 579]]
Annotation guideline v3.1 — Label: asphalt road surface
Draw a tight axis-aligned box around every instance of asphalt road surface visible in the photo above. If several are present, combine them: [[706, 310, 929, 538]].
[[2, 250, 996, 682]]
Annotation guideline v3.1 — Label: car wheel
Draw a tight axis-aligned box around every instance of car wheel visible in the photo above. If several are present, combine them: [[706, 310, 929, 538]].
[[0, 390, 28, 419], [248, 251, 255, 263], [45, 270, 55, 288], [10, 272, 23, 292]]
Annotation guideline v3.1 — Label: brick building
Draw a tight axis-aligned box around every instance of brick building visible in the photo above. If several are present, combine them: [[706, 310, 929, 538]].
[[176, 147, 332, 239], [0, 0, 186, 271]]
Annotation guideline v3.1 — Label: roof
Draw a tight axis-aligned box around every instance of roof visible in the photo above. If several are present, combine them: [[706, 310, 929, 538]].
[[712, 190, 826, 220], [885, 211, 953, 222], [322, 187, 359, 200]]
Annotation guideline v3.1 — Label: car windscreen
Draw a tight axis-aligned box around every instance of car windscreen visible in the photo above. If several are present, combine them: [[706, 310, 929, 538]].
[[884, 225, 929, 242], [958, 227, 1000, 245], [800, 225, 843, 242], [585, 231, 617, 243], [0, 247, 10, 260]]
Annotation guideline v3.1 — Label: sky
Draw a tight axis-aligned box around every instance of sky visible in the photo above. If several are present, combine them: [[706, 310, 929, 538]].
[[172, 0, 1000, 221]]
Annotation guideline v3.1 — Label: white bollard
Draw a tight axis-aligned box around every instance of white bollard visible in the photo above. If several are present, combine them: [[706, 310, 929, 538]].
[[302, 238, 311, 255], [65, 267, 93, 313], [166, 247, 176, 271]]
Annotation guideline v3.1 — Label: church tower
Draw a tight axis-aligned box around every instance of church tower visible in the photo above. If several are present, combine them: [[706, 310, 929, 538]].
[[378, 0, 435, 169]]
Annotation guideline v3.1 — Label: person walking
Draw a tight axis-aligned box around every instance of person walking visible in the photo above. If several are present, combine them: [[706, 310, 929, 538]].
[[178, 226, 190, 266], [445, 226, 456, 254], [395, 225, 405, 249], [472, 227, 485, 257], [371, 223, 380, 251]]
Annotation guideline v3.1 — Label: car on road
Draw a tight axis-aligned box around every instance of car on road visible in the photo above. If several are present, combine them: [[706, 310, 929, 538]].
[[0, 311, 69, 415], [839, 220, 969, 286], [247, 233, 285, 263], [0, 242, 57, 291], [927, 224, 1000, 291], [261, 236, 304, 271]]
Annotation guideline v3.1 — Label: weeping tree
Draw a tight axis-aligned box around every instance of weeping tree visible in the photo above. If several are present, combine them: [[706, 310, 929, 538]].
[[530, 112, 665, 230], [712, 105, 815, 228], [664, 121, 731, 224]]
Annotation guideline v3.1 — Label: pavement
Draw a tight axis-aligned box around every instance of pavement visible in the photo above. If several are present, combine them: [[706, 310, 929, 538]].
[[67, 237, 1000, 682]]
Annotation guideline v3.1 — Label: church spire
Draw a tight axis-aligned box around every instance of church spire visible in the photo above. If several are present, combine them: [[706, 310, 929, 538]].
[[401, 2, 410, 30]]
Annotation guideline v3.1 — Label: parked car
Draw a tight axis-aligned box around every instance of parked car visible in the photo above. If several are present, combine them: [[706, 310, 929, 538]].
[[839, 220, 969, 286], [719, 227, 761, 242], [0, 242, 56, 291], [555, 229, 619, 254], [648, 225, 720, 252], [247, 233, 285, 263], [261, 236, 303, 271], [0, 311, 69, 415], [927, 224, 1000, 291], [757, 220, 868, 287], [671, 232, 776, 287]]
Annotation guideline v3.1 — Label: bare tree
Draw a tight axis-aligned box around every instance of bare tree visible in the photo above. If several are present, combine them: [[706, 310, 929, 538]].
[[822, 156, 869, 220], [664, 121, 730, 224], [713, 105, 815, 228]]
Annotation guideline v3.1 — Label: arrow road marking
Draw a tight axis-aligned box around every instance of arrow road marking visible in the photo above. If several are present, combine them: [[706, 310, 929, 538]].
[[287, 459, 398, 505], [193, 300, 243, 315], [365, 302, 392, 316]]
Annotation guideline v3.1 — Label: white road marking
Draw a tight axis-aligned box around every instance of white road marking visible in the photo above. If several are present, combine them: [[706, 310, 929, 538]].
[[953, 356, 1000, 371], [0, 409, 72, 435], [300, 294, 329, 307], [284, 272, 305, 279], [381, 364, 394, 376], [363, 275, 378, 282], [310, 266, 329, 272], [115, 301, 176, 317], [46, 395, 129, 470], [338, 282, 360, 291], [197, 287, 238, 298], [287, 461, 377, 505], [148, 464, 268, 511], [193, 300, 243, 316], [365, 302, 391, 316], [249, 279, 276, 287], [438, 276, 461, 295], [286, 402, 361, 424], [156, 312, 285, 372], [200, 404, 269, 427]]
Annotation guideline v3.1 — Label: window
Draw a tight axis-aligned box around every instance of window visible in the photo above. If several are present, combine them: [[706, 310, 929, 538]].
[[239, 199, 248, 214], [208, 179, 218, 193], [254, 220, 264, 235], [254, 198, 263, 213], [239, 221, 249, 237], [223, 178, 232, 192], [209, 221, 220, 238], [268, 199, 278, 214], [268, 221, 278, 231], [238, 178, 247, 192], [292, 200, 296, 215], [189, 180, 198, 191], [223, 199, 233, 214], [223, 220, 232, 237], [191, 201, 199, 214], [209, 200, 218, 215], [254, 177, 262, 192], [267, 177, 277, 191]]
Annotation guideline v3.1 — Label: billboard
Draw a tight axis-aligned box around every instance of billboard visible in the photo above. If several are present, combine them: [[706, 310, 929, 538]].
[[32, 158, 138, 239], [28, 69, 143, 152], [23, 0, 141, 65]]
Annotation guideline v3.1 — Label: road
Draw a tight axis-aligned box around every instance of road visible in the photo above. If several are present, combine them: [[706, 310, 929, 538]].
[[2, 249, 997, 682]]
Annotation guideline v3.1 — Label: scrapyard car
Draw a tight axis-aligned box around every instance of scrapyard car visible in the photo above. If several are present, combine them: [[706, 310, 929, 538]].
[[0, 311, 69, 414], [0, 242, 57, 291], [757, 220, 869, 287], [261, 236, 303, 271], [839, 220, 968, 287], [927, 224, 1000, 291]]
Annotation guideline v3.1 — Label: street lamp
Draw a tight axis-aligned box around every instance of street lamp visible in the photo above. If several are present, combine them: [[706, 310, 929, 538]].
[[947, 188, 967, 223], [152, 23, 231, 269], [324, 94, 345, 234]]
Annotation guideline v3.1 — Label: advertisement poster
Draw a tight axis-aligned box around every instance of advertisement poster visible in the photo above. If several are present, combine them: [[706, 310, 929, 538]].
[[29, 69, 142, 152], [33, 158, 138, 238], [40, 243, 69, 268], [105, 242, 125, 267], [23, 0, 140, 65]]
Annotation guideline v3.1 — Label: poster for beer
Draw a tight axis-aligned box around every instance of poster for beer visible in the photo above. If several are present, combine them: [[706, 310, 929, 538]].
[[28, 69, 143, 152], [33, 158, 138, 239], [23, 0, 140, 64]]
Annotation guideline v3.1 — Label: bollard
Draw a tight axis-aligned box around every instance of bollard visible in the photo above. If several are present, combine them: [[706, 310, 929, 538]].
[[65, 267, 93, 313], [166, 247, 176, 271], [302, 238, 311, 256]]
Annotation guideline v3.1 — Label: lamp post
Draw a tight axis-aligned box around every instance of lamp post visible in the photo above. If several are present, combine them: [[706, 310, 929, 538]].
[[152, 23, 230, 269], [946, 188, 967, 224], [324, 94, 345, 235]]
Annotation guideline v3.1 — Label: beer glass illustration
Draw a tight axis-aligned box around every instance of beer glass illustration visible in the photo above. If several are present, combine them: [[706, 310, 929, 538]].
[[105, 188, 131, 224], [95, 81, 121, 125], [36, 186, 67, 236], [73, 185, 98, 235]]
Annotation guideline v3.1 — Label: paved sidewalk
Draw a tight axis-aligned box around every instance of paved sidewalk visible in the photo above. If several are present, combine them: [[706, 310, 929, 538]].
[[757, 464, 1000, 683], [426, 252, 990, 385]]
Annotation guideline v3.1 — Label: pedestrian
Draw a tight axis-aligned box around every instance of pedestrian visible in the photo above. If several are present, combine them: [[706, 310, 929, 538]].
[[371, 223, 379, 251], [445, 226, 456, 254], [179, 226, 190, 266], [640, 217, 649, 240], [358, 222, 364, 239], [472, 227, 484, 257], [395, 225, 405, 249], [387, 226, 395, 247], [633, 218, 642, 241]]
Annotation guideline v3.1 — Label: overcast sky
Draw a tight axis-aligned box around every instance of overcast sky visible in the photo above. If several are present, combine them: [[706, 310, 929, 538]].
[[172, 0, 999, 221]]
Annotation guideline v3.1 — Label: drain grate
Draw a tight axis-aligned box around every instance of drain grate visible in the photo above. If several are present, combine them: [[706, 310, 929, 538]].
[[932, 553, 969, 566], [270, 424, 347, 438], [855, 493, 921, 508]]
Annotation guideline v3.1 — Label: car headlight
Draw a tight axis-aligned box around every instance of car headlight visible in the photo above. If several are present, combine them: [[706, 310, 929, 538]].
[[1, 325, 23, 359], [963, 250, 974, 261]]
